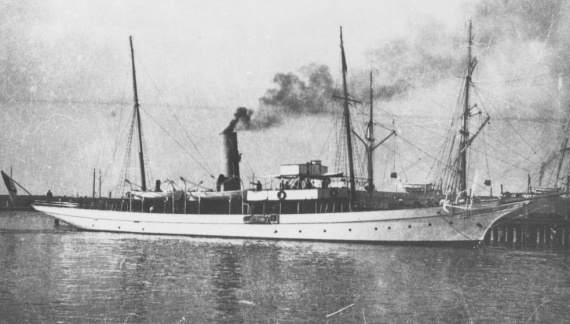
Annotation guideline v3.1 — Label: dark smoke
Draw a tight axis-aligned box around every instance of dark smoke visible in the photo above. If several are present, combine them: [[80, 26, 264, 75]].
[[375, 79, 411, 100], [244, 63, 336, 130], [363, 18, 462, 101], [538, 151, 558, 186], [222, 107, 253, 134]]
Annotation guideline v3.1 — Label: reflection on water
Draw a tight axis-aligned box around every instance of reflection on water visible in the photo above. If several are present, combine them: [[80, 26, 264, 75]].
[[1, 211, 570, 323]]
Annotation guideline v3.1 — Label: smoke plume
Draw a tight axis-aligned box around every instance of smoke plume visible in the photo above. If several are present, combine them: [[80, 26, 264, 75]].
[[362, 18, 462, 102], [222, 107, 254, 134], [242, 63, 336, 130]]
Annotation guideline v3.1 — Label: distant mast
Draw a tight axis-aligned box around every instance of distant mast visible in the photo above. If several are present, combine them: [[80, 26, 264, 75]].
[[340, 27, 356, 206], [130, 36, 147, 192], [554, 76, 570, 188]]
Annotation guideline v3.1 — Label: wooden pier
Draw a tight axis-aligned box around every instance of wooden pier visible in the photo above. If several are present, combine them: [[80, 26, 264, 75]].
[[485, 215, 570, 247]]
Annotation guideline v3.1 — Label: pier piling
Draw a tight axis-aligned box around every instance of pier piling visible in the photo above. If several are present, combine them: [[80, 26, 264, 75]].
[[486, 217, 570, 248]]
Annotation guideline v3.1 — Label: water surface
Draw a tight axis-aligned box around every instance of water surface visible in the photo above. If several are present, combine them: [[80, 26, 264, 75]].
[[1, 211, 569, 323]]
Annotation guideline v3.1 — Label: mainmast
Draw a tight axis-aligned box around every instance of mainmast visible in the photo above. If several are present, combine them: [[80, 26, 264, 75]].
[[352, 71, 396, 193], [130, 36, 147, 192], [366, 72, 375, 192], [340, 27, 356, 206], [459, 21, 474, 192]]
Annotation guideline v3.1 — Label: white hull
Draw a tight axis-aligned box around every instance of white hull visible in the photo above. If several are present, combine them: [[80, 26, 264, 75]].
[[33, 201, 527, 244]]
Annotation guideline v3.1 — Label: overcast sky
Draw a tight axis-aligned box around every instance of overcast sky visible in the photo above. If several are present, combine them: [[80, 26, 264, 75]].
[[2, 0, 566, 197]]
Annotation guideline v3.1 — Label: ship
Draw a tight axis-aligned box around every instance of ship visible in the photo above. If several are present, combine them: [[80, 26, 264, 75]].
[[32, 25, 530, 244], [514, 87, 570, 219]]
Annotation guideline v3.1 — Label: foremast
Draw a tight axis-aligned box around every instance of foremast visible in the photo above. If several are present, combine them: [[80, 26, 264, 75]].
[[459, 21, 474, 193], [340, 27, 356, 207], [130, 36, 147, 192], [450, 21, 490, 196]]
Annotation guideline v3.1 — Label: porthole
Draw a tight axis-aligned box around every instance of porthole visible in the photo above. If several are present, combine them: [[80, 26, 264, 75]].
[[449, 221, 453, 225], [428, 223, 432, 226], [323, 229, 327, 233], [374, 227, 378, 231], [408, 225, 412, 229], [299, 230, 302, 233], [388, 226, 391, 230], [349, 228, 352, 232]]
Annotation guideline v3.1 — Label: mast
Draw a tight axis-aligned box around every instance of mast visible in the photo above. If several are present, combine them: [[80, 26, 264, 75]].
[[554, 115, 570, 188], [554, 76, 570, 188], [340, 27, 357, 206], [459, 21, 473, 192], [352, 71, 395, 192], [130, 36, 147, 192], [366, 72, 375, 192], [92, 168, 96, 198]]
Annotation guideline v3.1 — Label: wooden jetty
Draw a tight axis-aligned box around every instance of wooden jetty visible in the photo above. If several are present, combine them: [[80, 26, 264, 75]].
[[485, 215, 570, 247]]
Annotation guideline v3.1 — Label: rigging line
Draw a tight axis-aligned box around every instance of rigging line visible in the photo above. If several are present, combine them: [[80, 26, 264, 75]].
[[318, 108, 338, 157], [472, 86, 542, 160], [111, 68, 131, 164], [483, 128, 491, 179], [104, 75, 130, 190], [467, 127, 542, 170], [397, 135, 452, 170], [408, 82, 464, 116], [473, 81, 551, 115], [464, 126, 544, 171], [493, 149, 544, 182], [381, 141, 431, 175], [141, 128, 154, 186], [139, 62, 216, 177], [173, 117, 215, 175], [391, 118, 448, 140], [350, 107, 367, 178], [467, 144, 535, 174], [139, 107, 215, 178], [474, 71, 561, 84], [137, 64, 216, 178], [241, 153, 255, 178]]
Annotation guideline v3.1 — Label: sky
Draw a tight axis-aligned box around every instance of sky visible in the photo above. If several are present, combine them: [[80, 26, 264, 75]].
[[2, 0, 569, 197]]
